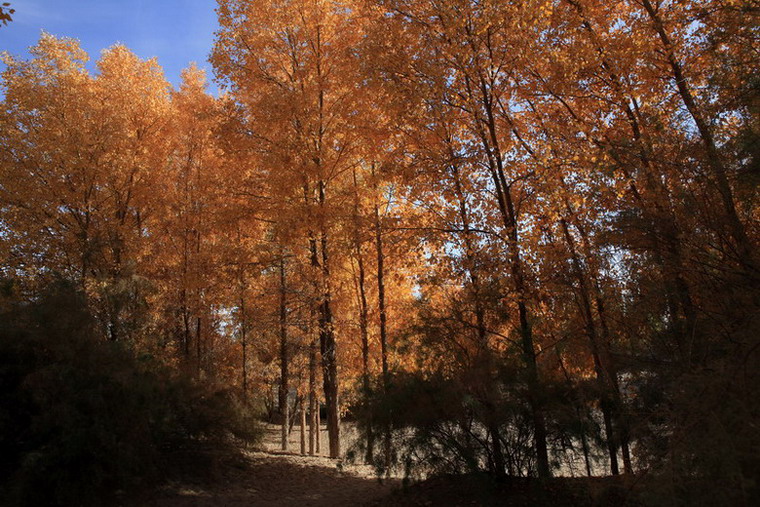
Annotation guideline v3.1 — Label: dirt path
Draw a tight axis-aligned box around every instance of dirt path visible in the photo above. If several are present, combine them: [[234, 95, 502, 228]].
[[140, 452, 397, 506], [136, 424, 399, 507]]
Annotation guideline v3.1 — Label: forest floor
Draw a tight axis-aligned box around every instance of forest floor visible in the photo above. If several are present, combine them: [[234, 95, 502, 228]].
[[128, 423, 400, 507], [127, 423, 637, 506]]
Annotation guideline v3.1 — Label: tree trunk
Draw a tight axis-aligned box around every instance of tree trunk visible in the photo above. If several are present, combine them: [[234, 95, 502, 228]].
[[558, 350, 593, 477], [315, 189, 340, 458], [309, 333, 318, 456], [300, 393, 307, 455], [486, 133, 550, 479], [196, 316, 202, 376], [374, 192, 392, 473], [560, 218, 620, 475], [240, 294, 247, 403], [450, 158, 505, 475], [316, 400, 321, 455], [573, 216, 634, 474], [352, 167, 374, 463], [319, 225, 340, 458], [279, 254, 289, 452], [462, 62, 550, 477]]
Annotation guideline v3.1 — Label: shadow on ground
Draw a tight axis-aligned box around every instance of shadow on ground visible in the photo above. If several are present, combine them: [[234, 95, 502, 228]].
[[130, 449, 398, 507]]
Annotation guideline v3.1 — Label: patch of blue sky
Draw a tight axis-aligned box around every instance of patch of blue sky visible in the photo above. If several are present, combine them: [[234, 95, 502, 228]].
[[1, 0, 219, 91]]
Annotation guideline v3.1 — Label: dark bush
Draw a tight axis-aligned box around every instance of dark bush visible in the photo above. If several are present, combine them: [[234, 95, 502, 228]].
[[0, 280, 260, 506], [353, 368, 539, 480]]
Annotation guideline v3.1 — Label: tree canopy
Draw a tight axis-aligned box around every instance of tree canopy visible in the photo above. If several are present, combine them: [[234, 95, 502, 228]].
[[1, 1, 758, 505]]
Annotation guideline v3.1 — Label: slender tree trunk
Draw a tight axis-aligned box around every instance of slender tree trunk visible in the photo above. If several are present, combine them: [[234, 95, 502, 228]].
[[317, 181, 340, 458], [352, 167, 374, 463], [491, 154, 549, 480], [374, 188, 392, 473], [304, 183, 320, 457], [236, 228, 249, 403], [357, 249, 375, 463], [558, 350, 593, 477], [318, 224, 340, 458], [307, 219, 324, 457], [79, 213, 91, 290], [560, 218, 620, 475], [240, 293, 247, 403], [573, 215, 634, 474], [462, 64, 550, 478], [309, 332, 318, 456], [489, 140, 550, 479], [309, 23, 340, 460], [279, 254, 289, 452], [195, 227, 203, 376], [196, 316, 202, 376], [316, 400, 321, 455], [300, 393, 307, 455], [449, 158, 505, 475], [182, 290, 191, 361]]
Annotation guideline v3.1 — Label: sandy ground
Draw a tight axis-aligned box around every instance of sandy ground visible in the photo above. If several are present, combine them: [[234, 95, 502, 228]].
[[134, 424, 399, 507], [258, 421, 364, 458]]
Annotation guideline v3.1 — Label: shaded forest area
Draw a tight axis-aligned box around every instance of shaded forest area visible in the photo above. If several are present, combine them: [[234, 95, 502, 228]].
[[1, 0, 759, 505]]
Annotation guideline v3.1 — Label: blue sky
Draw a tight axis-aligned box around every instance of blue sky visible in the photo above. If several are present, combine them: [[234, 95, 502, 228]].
[[1, 0, 219, 88]]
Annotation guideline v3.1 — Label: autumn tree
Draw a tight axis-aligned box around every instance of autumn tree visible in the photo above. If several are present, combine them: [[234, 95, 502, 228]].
[[1, 35, 172, 341], [212, 0, 372, 458]]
